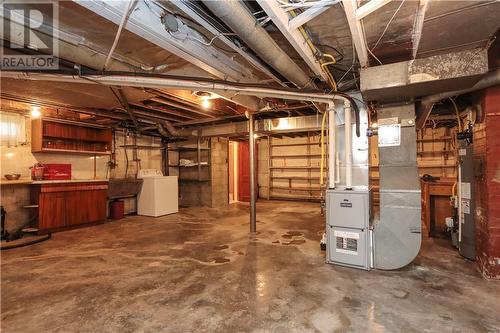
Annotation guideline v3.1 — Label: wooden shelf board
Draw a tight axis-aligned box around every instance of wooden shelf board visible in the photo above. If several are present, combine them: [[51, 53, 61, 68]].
[[179, 179, 210, 182], [418, 164, 456, 168], [36, 148, 111, 155], [271, 186, 321, 191], [43, 135, 110, 143], [271, 176, 320, 181], [270, 166, 321, 170], [417, 137, 452, 142], [271, 154, 321, 158], [271, 142, 319, 147], [417, 150, 455, 155]]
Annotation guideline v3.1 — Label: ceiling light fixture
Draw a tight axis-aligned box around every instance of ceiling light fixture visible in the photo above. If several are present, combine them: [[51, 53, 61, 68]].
[[31, 106, 41, 118], [201, 97, 211, 109]]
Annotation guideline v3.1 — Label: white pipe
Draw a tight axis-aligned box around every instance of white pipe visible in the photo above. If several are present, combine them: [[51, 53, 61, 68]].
[[1, 72, 349, 104], [104, 0, 136, 70], [458, 160, 462, 243], [328, 102, 336, 189], [335, 151, 340, 184], [344, 100, 353, 189]]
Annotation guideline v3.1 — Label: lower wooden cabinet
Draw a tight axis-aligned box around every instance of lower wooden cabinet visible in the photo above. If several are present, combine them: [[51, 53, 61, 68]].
[[31, 182, 108, 232]]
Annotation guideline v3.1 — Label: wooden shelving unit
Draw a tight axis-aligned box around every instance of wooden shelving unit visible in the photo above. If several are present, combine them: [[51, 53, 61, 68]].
[[168, 136, 211, 182], [32, 118, 112, 155], [267, 133, 323, 201], [416, 129, 457, 177]]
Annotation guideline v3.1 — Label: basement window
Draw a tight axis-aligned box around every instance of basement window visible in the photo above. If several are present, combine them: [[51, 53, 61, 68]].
[[0, 112, 26, 147]]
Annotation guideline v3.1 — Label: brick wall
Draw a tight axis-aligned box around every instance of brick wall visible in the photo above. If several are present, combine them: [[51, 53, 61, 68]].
[[475, 85, 500, 279]]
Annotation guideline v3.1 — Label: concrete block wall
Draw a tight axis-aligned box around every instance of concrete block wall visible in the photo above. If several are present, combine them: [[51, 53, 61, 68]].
[[210, 137, 229, 208], [257, 138, 269, 199], [178, 137, 228, 208], [110, 131, 163, 179], [0, 184, 31, 232]]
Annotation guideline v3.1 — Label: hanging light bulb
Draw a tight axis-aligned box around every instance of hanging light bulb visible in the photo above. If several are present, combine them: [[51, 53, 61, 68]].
[[201, 97, 211, 109], [31, 106, 41, 118]]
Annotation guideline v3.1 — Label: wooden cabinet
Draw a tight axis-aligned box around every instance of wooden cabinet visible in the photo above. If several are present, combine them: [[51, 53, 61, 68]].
[[32, 118, 112, 155], [31, 182, 108, 232]]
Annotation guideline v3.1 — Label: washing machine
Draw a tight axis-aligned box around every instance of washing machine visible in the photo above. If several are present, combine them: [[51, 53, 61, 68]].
[[137, 169, 178, 217]]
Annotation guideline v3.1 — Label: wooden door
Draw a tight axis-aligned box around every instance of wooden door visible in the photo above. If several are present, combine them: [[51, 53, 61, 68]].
[[238, 141, 258, 202]]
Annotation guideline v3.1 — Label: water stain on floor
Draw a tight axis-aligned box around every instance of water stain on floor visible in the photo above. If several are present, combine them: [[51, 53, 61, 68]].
[[213, 257, 230, 264]]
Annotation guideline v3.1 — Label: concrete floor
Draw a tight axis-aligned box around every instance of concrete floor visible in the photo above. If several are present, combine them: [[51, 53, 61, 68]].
[[1, 201, 499, 333]]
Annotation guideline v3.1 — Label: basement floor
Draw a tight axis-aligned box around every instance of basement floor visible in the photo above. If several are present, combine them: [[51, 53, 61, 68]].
[[1, 201, 499, 333]]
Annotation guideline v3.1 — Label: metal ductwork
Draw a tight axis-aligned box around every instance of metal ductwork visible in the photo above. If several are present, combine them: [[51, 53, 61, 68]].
[[202, 0, 314, 89], [416, 69, 500, 129], [373, 104, 421, 270], [157, 120, 183, 138]]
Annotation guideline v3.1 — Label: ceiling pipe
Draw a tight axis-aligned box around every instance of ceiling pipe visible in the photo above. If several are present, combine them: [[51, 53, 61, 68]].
[[202, 0, 315, 89], [1, 72, 349, 104], [416, 69, 500, 129]]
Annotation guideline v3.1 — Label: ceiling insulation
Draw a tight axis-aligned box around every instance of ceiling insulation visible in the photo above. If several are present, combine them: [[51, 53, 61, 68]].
[[416, 0, 500, 58]]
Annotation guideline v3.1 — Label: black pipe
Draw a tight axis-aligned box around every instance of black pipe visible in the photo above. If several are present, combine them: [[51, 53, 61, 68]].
[[1, 232, 51, 251]]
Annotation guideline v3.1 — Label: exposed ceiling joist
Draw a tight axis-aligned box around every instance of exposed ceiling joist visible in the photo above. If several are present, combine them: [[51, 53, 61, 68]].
[[111, 87, 139, 128], [168, 0, 286, 86], [133, 102, 198, 120], [341, 0, 369, 68], [256, 0, 328, 81], [411, 0, 429, 59], [355, 0, 392, 20], [147, 97, 215, 118], [288, 0, 338, 30], [73, 0, 253, 81]]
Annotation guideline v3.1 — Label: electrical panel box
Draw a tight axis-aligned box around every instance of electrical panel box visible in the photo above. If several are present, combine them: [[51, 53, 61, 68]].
[[326, 188, 372, 270]]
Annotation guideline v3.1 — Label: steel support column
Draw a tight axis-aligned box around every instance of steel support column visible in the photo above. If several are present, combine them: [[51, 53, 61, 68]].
[[249, 113, 257, 233]]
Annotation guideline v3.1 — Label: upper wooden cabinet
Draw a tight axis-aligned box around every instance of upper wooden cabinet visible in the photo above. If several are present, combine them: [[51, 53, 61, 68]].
[[32, 118, 112, 154]]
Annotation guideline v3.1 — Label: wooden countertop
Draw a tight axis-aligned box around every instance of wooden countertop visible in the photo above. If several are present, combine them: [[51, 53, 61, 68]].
[[1, 178, 109, 186]]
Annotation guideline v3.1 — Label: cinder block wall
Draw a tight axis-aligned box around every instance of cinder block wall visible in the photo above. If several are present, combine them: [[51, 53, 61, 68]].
[[211, 137, 229, 208], [178, 137, 228, 208], [0, 185, 31, 232]]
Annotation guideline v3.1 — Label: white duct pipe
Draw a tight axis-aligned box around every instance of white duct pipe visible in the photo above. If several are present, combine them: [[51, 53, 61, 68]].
[[335, 151, 340, 184], [328, 103, 336, 188], [202, 0, 313, 89], [344, 100, 353, 190], [1, 72, 349, 104]]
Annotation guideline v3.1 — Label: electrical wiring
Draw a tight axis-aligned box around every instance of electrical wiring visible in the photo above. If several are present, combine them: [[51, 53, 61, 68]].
[[370, 0, 406, 51], [449, 97, 462, 132], [317, 44, 344, 62], [288, 9, 339, 91]]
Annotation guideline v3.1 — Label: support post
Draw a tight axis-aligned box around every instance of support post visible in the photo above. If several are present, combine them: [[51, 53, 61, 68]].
[[328, 102, 336, 189], [249, 113, 256, 233]]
